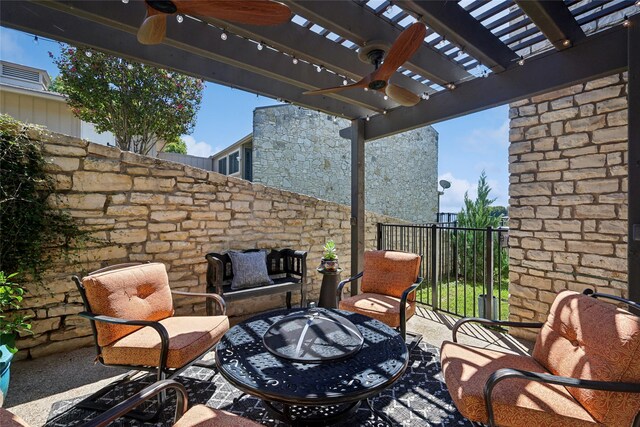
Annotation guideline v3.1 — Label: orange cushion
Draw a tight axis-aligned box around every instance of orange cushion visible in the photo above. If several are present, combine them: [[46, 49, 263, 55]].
[[440, 341, 598, 426], [83, 263, 174, 346], [533, 290, 640, 426], [101, 316, 229, 369], [174, 404, 263, 427], [338, 293, 415, 327], [0, 409, 30, 427], [361, 251, 420, 298]]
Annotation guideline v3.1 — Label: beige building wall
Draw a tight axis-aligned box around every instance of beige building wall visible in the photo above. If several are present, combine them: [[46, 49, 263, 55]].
[[508, 72, 628, 341], [0, 88, 81, 137]]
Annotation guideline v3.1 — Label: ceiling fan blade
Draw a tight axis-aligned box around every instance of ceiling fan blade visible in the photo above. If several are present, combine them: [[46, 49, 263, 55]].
[[137, 7, 167, 45], [385, 84, 420, 107], [304, 80, 368, 95], [175, 0, 291, 25], [374, 22, 427, 82]]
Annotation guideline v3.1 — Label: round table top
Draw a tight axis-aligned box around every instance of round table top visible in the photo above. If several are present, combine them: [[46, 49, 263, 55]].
[[215, 308, 409, 406]]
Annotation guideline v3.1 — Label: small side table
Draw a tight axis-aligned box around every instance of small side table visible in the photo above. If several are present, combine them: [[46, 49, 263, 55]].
[[317, 267, 342, 308]]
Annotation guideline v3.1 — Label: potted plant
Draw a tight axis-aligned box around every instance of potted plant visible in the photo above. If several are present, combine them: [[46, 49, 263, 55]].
[[0, 272, 31, 406], [319, 240, 339, 272]]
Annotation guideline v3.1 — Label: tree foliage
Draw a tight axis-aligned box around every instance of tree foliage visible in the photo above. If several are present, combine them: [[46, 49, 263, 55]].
[[457, 171, 500, 229], [163, 138, 188, 155], [51, 46, 203, 155]]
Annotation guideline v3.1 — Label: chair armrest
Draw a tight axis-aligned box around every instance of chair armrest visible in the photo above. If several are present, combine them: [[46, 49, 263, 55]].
[[483, 368, 640, 427], [400, 279, 422, 307], [171, 290, 227, 315], [79, 312, 170, 371], [336, 272, 363, 304], [204, 254, 225, 295], [452, 318, 544, 343], [83, 379, 189, 427]]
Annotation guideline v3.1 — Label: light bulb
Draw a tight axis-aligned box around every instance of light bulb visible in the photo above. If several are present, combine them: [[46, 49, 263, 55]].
[[85, 51, 92, 57], [421, 92, 429, 100], [176, 14, 184, 23], [220, 32, 228, 41], [366, 115, 370, 121], [292, 57, 298, 65], [457, 50, 464, 60], [33, 35, 39, 44], [623, 16, 631, 27], [562, 39, 571, 47], [122, 0, 129, 3], [364, 87, 369, 91], [383, 95, 388, 100], [257, 42, 263, 51], [127, 64, 134, 70], [517, 56, 525, 66], [316, 65, 322, 72], [483, 71, 489, 78], [447, 82, 456, 90], [343, 79, 348, 86], [383, 110, 387, 115]]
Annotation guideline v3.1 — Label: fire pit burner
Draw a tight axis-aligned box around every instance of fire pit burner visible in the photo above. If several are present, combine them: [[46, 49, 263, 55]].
[[262, 308, 364, 362]]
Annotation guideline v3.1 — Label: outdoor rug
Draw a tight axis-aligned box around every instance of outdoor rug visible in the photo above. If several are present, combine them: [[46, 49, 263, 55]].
[[45, 342, 472, 426]]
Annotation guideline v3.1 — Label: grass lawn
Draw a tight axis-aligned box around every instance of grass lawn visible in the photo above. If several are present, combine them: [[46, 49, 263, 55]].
[[416, 281, 510, 320]]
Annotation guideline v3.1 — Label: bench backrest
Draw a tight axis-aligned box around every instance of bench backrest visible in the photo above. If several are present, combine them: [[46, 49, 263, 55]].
[[532, 290, 640, 426], [207, 249, 300, 282]]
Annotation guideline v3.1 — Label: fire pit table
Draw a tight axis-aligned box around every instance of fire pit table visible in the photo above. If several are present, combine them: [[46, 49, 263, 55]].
[[215, 308, 409, 426]]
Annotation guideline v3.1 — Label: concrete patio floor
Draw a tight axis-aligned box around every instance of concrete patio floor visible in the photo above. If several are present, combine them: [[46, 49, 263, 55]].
[[6, 306, 533, 426]]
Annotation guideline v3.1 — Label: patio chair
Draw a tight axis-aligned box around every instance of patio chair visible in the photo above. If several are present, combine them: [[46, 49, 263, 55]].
[[0, 380, 263, 427], [336, 250, 422, 342], [440, 289, 640, 427], [72, 262, 229, 418]]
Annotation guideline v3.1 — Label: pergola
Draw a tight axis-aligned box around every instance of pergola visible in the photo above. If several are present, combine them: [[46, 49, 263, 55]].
[[1, 0, 638, 302]]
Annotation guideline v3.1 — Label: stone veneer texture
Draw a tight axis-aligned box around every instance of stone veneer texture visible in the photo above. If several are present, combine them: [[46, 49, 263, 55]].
[[508, 72, 628, 341], [252, 105, 439, 223], [16, 127, 398, 359]]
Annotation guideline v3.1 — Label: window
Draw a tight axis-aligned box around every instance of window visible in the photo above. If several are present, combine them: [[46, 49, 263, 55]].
[[229, 151, 240, 174], [218, 157, 227, 175]]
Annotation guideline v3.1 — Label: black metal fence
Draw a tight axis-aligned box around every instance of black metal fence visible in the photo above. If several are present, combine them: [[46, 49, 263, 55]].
[[377, 223, 509, 320]]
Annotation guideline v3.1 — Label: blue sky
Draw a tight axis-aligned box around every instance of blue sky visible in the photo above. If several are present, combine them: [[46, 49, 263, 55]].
[[1, 26, 509, 212]]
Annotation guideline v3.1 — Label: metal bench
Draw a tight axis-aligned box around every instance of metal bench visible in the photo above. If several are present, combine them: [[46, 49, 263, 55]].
[[205, 249, 307, 314]]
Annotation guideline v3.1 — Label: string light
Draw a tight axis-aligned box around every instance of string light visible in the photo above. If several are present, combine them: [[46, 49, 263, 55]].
[[316, 65, 322, 72], [364, 87, 369, 91], [457, 49, 464, 60], [562, 39, 571, 47], [383, 110, 387, 115], [292, 57, 298, 65], [623, 15, 631, 27], [176, 14, 184, 23], [127, 64, 134, 70], [332, 116, 338, 123], [85, 51, 92, 57], [257, 42, 264, 51], [517, 56, 525, 66], [421, 92, 429, 100], [483, 70, 489, 78], [343, 78, 348, 86], [220, 31, 228, 41], [366, 115, 370, 121], [33, 35, 39, 44], [446, 82, 456, 90], [121, 0, 129, 3], [383, 95, 388, 100], [385, 2, 393, 13]]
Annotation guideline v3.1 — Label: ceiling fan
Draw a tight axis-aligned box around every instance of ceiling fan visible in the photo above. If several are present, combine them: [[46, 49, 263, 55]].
[[137, 0, 292, 45], [304, 22, 427, 107]]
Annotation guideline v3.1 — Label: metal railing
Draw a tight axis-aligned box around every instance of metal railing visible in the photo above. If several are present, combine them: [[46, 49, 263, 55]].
[[377, 223, 509, 320]]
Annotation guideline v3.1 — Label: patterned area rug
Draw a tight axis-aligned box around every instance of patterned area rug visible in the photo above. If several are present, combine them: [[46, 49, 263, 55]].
[[46, 342, 472, 426]]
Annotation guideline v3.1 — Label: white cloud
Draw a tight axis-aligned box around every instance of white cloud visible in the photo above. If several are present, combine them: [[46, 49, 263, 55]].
[[464, 119, 509, 149], [438, 172, 508, 213], [181, 135, 220, 158], [438, 172, 474, 214]]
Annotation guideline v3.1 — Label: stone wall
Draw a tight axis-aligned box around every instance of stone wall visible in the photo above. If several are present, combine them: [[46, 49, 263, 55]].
[[16, 127, 398, 359], [252, 105, 439, 223], [508, 72, 628, 340]]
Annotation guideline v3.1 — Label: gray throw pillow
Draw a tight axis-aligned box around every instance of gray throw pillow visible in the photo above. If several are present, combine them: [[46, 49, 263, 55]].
[[228, 251, 274, 290]]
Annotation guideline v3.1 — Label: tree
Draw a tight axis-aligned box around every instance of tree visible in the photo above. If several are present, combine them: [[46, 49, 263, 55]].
[[457, 171, 500, 229], [455, 172, 506, 284], [50, 46, 203, 155], [163, 138, 188, 155]]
